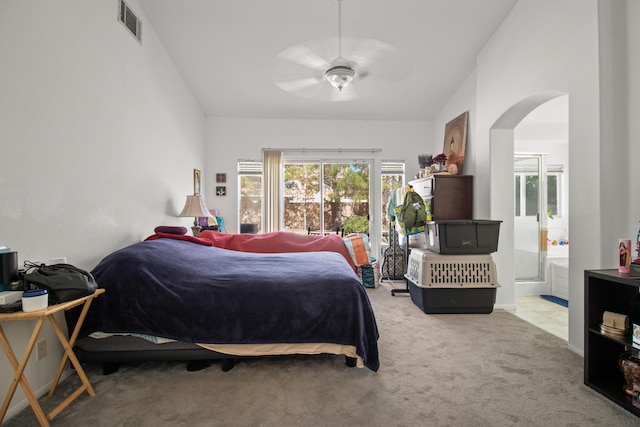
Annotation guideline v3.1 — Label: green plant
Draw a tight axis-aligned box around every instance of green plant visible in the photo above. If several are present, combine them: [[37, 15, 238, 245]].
[[342, 216, 369, 234]]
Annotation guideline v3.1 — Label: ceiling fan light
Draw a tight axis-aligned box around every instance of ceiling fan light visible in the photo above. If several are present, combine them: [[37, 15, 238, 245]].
[[325, 65, 356, 91]]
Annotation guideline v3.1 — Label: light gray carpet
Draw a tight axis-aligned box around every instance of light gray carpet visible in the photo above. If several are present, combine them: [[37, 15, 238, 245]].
[[5, 281, 639, 426]]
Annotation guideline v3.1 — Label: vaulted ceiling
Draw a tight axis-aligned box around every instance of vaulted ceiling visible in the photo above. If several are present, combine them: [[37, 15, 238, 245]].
[[137, 0, 519, 121]]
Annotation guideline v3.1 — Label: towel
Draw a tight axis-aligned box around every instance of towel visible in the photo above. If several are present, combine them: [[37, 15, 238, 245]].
[[343, 234, 371, 267]]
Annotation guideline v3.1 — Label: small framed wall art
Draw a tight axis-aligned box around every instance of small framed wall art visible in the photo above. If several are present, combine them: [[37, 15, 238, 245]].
[[216, 173, 226, 183], [193, 169, 201, 195], [216, 186, 226, 196]]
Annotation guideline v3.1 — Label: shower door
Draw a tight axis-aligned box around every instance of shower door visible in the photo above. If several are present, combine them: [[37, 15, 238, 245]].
[[514, 154, 548, 281]]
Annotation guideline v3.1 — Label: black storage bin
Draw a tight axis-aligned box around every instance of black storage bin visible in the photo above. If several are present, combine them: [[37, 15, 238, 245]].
[[406, 277, 497, 314], [426, 220, 501, 254], [0, 251, 18, 291]]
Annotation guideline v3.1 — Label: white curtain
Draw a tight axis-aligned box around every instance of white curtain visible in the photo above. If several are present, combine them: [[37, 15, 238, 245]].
[[262, 149, 283, 233]]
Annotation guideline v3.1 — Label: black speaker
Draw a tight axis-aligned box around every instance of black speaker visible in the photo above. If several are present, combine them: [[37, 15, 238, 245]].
[[0, 252, 18, 290]]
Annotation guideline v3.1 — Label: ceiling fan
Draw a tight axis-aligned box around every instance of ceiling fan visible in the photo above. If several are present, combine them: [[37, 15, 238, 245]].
[[272, 0, 404, 101]]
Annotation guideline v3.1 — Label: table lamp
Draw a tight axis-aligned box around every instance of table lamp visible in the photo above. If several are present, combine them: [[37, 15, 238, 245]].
[[179, 195, 211, 236]]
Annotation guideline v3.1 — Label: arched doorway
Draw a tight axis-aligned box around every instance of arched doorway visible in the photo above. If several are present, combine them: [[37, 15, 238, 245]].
[[490, 92, 569, 339]]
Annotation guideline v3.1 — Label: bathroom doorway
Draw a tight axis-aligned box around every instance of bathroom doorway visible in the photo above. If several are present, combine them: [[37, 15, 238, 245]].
[[513, 96, 569, 296], [512, 95, 569, 340], [490, 92, 570, 340]]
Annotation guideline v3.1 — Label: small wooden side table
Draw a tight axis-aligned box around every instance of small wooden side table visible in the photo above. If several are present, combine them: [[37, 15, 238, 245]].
[[0, 289, 105, 426]]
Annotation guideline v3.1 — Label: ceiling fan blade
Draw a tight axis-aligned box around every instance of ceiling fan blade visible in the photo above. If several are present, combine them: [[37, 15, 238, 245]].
[[343, 38, 396, 68], [288, 81, 335, 100], [276, 44, 331, 71], [272, 34, 403, 102], [358, 68, 405, 85], [275, 77, 323, 93]]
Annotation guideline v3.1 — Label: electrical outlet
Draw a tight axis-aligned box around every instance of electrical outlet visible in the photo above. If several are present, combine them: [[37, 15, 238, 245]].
[[37, 339, 47, 360]]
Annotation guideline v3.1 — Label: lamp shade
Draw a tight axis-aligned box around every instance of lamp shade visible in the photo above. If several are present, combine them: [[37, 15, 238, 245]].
[[179, 195, 211, 218]]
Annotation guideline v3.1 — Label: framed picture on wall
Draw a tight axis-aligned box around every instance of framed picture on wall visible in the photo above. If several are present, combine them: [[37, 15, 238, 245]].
[[216, 173, 226, 183], [216, 186, 226, 196], [443, 111, 469, 175], [193, 169, 201, 195]]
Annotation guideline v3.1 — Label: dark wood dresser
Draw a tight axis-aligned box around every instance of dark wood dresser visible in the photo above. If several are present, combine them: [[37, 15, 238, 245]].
[[409, 174, 473, 220]]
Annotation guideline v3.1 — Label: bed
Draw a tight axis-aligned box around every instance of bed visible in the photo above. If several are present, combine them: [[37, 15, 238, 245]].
[[73, 231, 380, 373]]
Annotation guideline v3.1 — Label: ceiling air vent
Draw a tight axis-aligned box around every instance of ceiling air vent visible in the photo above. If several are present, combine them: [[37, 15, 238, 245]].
[[118, 0, 141, 42]]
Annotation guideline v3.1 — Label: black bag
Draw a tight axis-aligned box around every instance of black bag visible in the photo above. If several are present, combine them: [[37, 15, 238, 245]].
[[24, 263, 98, 304], [382, 223, 406, 278]]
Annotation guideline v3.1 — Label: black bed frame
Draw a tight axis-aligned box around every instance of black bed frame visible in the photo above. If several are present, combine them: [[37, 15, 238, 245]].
[[73, 336, 238, 374], [73, 336, 358, 374]]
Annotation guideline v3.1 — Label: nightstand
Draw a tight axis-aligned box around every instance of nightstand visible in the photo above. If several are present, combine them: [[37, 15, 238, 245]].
[[0, 289, 105, 426]]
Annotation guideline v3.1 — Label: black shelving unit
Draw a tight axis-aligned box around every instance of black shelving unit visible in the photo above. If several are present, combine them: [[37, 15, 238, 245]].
[[584, 269, 640, 417]]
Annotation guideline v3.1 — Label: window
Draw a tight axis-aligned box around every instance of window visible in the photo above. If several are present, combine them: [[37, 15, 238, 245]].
[[283, 161, 370, 235], [238, 161, 262, 234], [283, 163, 321, 233], [381, 162, 405, 242], [238, 158, 404, 239], [547, 174, 559, 217], [514, 167, 563, 218]]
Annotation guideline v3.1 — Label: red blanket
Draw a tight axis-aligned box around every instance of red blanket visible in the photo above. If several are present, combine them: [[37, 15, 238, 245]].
[[144, 232, 213, 246], [199, 231, 356, 270]]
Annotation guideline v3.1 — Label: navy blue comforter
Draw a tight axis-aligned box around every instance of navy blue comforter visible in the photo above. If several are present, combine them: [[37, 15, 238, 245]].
[[84, 238, 380, 371]]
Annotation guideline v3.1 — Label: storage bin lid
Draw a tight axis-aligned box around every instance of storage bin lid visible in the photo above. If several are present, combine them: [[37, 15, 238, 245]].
[[23, 289, 47, 298]]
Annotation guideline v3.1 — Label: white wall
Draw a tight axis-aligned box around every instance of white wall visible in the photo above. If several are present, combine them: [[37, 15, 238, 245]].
[[205, 117, 433, 239], [433, 69, 477, 182], [472, 0, 603, 353], [0, 0, 204, 418], [598, 0, 631, 259], [628, 1, 640, 245]]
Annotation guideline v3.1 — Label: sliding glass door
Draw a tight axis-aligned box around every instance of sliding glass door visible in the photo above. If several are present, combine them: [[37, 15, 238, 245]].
[[283, 163, 321, 233], [284, 161, 370, 235]]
